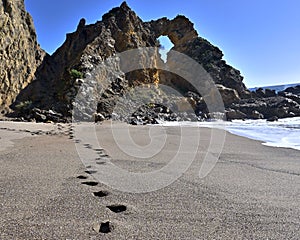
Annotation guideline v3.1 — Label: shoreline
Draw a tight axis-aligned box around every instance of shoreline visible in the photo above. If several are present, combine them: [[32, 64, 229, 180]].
[[1, 121, 300, 238], [158, 117, 300, 152], [2, 117, 300, 153]]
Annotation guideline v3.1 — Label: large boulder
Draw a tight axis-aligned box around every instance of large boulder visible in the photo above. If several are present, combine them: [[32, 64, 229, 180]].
[[216, 84, 240, 106]]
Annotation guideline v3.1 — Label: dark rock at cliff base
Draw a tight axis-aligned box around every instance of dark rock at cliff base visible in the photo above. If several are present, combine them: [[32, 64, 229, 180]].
[[252, 88, 277, 98], [233, 85, 300, 120], [231, 96, 300, 119], [9, 107, 66, 123], [216, 85, 240, 106], [267, 116, 279, 122], [281, 85, 300, 95], [226, 109, 247, 120], [278, 92, 300, 105]]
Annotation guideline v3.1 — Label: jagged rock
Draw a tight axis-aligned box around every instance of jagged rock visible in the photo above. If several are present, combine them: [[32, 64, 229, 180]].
[[167, 36, 249, 97], [264, 89, 277, 97], [94, 112, 105, 122], [149, 15, 198, 46], [254, 88, 265, 98], [11, 2, 247, 122], [4, 1, 296, 123], [0, 0, 45, 114], [253, 88, 276, 98], [226, 109, 247, 120], [231, 96, 300, 119], [278, 92, 300, 105], [281, 85, 300, 95], [216, 84, 240, 106], [267, 116, 279, 122], [32, 108, 47, 122], [249, 110, 264, 119]]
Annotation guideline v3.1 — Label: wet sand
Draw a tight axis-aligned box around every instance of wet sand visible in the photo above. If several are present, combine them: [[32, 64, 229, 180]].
[[0, 121, 300, 239]]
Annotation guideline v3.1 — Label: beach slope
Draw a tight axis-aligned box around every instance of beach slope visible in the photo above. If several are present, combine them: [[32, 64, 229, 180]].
[[0, 121, 300, 239]]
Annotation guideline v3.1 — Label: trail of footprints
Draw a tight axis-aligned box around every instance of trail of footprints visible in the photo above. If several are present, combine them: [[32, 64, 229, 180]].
[[76, 142, 128, 234], [1, 124, 126, 234], [0, 123, 74, 137]]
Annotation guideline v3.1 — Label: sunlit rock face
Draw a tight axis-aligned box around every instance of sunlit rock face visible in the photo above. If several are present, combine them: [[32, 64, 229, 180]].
[[12, 1, 249, 121], [0, 0, 45, 114]]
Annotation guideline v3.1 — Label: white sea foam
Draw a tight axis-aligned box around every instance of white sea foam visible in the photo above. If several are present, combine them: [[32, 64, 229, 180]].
[[225, 117, 300, 150], [158, 117, 300, 151]]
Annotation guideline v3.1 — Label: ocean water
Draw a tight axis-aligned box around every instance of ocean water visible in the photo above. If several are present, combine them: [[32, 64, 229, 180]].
[[158, 82, 300, 151], [158, 117, 300, 151], [231, 82, 300, 150], [249, 83, 300, 93], [224, 117, 300, 150]]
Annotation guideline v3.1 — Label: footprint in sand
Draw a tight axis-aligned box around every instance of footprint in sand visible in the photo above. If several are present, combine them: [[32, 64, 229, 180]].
[[96, 161, 107, 165], [94, 148, 105, 152], [77, 175, 88, 180], [85, 170, 97, 174], [83, 143, 93, 149], [106, 204, 127, 213], [93, 191, 109, 198], [81, 181, 99, 186]]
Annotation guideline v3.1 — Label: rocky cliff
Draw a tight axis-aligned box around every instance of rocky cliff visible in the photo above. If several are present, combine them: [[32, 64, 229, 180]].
[[0, 0, 45, 115], [12, 2, 249, 122], [5, 1, 300, 123]]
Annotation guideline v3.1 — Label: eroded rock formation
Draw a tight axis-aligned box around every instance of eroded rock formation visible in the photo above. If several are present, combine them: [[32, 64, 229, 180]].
[[13, 2, 249, 122], [4, 1, 300, 123], [0, 0, 45, 114]]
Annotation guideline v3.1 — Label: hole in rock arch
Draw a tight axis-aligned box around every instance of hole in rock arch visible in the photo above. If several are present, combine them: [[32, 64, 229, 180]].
[[157, 36, 174, 63]]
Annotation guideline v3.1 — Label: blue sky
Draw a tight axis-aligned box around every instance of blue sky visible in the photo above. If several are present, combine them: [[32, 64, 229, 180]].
[[24, 0, 300, 88]]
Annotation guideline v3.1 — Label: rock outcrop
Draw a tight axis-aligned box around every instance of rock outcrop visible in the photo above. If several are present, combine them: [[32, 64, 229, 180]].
[[225, 85, 300, 120], [14, 2, 159, 120], [5, 1, 299, 123], [12, 2, 248, 122], [0, 0, 45, 114]]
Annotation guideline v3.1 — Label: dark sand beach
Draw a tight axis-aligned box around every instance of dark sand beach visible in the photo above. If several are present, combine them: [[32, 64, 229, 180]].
[[0, 121, 300, 239]]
